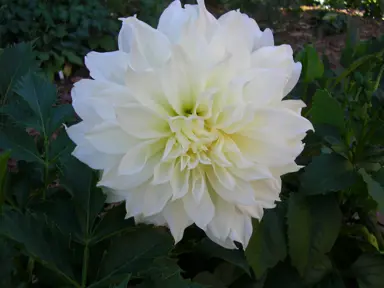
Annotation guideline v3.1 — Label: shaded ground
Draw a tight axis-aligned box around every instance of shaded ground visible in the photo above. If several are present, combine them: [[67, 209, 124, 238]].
[[275, 7, 384, 67]]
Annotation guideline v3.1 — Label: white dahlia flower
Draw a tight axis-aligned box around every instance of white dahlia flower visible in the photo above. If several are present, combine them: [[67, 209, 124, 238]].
[[67, 0, 313, 249]]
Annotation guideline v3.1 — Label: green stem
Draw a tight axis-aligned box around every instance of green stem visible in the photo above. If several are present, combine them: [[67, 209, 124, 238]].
[[81, 243, 89, 288]]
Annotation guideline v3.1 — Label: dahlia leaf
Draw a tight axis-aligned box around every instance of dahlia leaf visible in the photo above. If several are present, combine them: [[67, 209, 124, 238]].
[[303, 255, 333, 286], [351, 253, 384, 288], [0, 125, 43, 163], [198, 238, 251, 275], [48, 104, 75, 135], [59, 156, 105, 238], [0, 151, 11, 207], [91, 227, 173, 287], [287, 193, 311, 276], [0, 42, 39, 102], [0, 208, 77, 285], [245, 205, 287, 278], [14, 72, 57, 138], [359, 169, 384, 214], [314, 273, 346, 288], [296, 45, 324, 83], [288, 194, 341, 277], [311, 90, 345, 132], [300, 153, 356, 195], [91, 203, 134, 244]]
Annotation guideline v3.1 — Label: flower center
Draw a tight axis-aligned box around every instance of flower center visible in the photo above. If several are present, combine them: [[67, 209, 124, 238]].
[[166, 114, 220, 170]]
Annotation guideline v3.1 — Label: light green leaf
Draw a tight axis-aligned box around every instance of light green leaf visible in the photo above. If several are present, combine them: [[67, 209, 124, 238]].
[[359, 169, 384, 214], [0, 42, 39, 103], [311, 90, 345, 132], [351, 253, 384, 288], [246, 204, 287, 278], [288, 194, 342, 276], [14, 72, 57, 137], [296, 45, 324, 83], [301, 153, 356, 195]]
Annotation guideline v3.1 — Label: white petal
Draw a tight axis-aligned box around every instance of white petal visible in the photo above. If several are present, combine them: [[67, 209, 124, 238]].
[[118, 17, 171, 70], [240, 107, 314, 140], [284, 62, 302, 96], [116, 104, 170, 139], [66, 122, 89, 146], [72, 145, 121, 170], [218, 10, 260, 54], [170, 163, 190, 200], [153, 161, 174, 184], [206, 167, 256, 205], [85, 51, 129, 85], [98, 153, 161, 190], [279, 99, 306, 114], [162, 199, 193, 243], [251, 45, 293, 70], [125, 182, 172, 217], [242, 68, 288, 107], [183, 189, 214, 229], [118, 140, 160, 175], [158, 0, 192, 43], [237, 204, 264, 219], [85, 122, 139, 154], [191, 168, 206, 202], [259, 28, 274, 48]]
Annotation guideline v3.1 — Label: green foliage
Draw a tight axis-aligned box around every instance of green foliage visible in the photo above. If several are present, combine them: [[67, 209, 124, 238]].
[[0, 0, 119, 77]]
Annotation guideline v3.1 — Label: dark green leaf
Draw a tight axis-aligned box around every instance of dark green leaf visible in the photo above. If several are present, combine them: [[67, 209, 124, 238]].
[[14, 72, 57, 136], [0, 126, 42, 163], [304, 255, 333, 286], [311, 90, 345, 132], [245, 205, 287, 278], [91, 227, 173, 287], [359, 169, 384, 214], [199, 238, 250, 275], [351, 253, 384, 288], [0, 239, 16, 286], [264, 262, 303, 288], [288, 194, 342, 276], [62, 50, 83, 66], [0, 208, 78, 287], [49, 131, 75, 163], [0, 151, 11, 207], [48, 104, 74, 135], [314, 273, 346, 288], [301, 153, 356, 195], [60, 156, 105, 238], [0, 42, 39, 102], [91, 203, 134, 244], [287, 193, 311, 276]]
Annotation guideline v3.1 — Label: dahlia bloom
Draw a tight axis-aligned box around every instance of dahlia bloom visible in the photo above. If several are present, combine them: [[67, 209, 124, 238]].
[[67, 0, 313, 249]]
